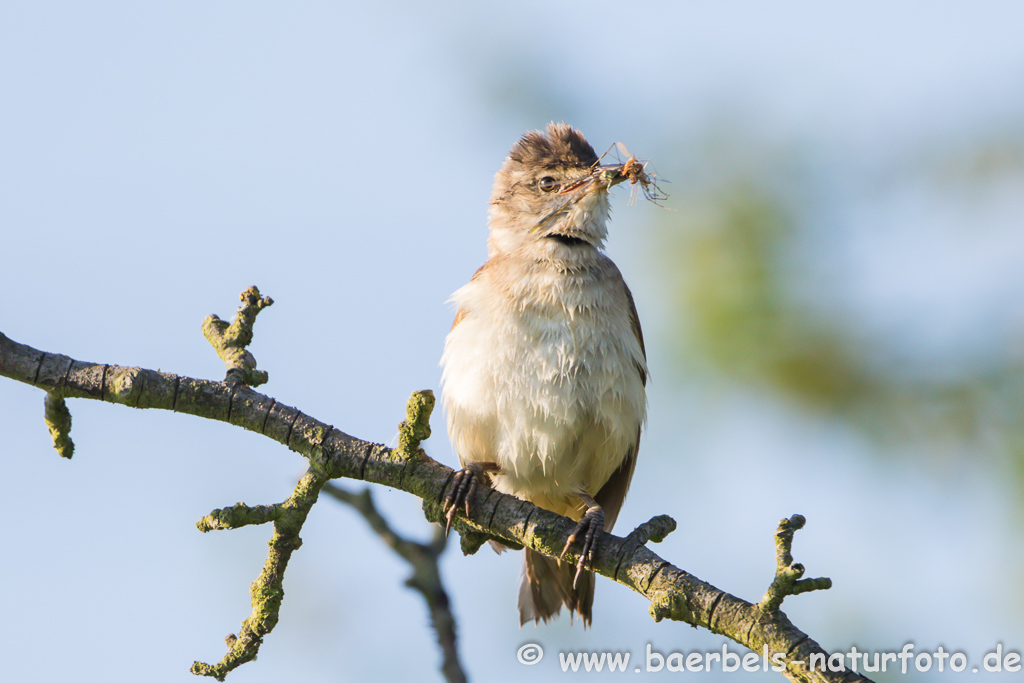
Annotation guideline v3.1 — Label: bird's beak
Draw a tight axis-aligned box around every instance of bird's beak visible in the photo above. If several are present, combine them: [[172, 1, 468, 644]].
[[596, 163, 633, 188], [558, 176, 599, 195], [530, 161, 639, 234], [558, 163, 632, 196]]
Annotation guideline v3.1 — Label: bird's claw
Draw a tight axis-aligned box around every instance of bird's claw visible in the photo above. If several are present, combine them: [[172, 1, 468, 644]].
[[442, 462, 497, 535], [560, 504, 605, 588]]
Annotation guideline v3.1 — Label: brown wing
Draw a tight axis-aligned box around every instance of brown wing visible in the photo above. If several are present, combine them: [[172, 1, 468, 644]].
[[625, 282, 647, 385], [449, 262, 489, 331], [594, 283, 646, 532], [451, 307, 468, 330]]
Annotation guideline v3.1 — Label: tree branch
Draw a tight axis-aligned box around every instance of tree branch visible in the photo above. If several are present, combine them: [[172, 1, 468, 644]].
[[0, 291, 873, 682], [323, 388, 467, 683], [760, 515, 833, 613], [325, 484, 467, 683], [43, 390, 74, 459], [201, 285, 273, 387], [191, 466, 329, 680]]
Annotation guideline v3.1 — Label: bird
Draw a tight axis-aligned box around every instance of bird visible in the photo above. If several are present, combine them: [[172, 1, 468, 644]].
[[439, 122, 648, 627]]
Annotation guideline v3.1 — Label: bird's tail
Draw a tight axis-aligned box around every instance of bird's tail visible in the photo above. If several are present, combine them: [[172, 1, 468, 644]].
[[518, 548, 594, 627]]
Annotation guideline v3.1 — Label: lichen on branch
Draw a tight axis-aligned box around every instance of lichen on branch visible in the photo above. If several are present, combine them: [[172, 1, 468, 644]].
[[44, 391, 74, 459], [202, 286, 273, 387], [191, 466, 329, 680]]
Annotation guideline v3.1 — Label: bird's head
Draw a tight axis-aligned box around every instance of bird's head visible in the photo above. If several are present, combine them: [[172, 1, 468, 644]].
[[487, 122, 632, 258]]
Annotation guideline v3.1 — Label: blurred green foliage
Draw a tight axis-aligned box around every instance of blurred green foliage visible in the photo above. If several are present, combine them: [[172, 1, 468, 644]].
[[654, 125, 1024, 482]]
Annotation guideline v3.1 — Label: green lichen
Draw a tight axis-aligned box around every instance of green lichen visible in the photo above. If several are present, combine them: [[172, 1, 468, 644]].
[[202, 286, 273, 387], [396, 389, 434, 459], [44, 391, 74, 459], [192, 467, 327, 680]]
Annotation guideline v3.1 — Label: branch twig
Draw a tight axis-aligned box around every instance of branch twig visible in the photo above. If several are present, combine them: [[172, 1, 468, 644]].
[[325, 484, 467, 683], [44, 390, 74, 459], [201, 285, 273, 387], [322, 390, 467, 683], [760, 514, 833, 613], [191, 466, 329, 680]]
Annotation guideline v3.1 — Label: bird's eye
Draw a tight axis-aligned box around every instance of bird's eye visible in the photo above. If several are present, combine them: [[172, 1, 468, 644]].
[[538, 176, 559, 193]]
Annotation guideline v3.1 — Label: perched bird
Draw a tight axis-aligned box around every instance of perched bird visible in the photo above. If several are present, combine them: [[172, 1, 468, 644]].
[[440, 122, 648, 626]]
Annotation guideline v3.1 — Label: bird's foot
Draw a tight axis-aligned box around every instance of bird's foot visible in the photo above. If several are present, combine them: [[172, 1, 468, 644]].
[[443, 462, 498, 535], [560, 500, 605, 588]]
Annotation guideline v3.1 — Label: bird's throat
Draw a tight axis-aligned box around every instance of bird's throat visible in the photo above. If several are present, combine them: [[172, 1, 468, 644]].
[[545, 233, 589, 247]]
